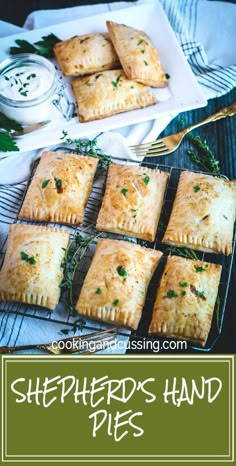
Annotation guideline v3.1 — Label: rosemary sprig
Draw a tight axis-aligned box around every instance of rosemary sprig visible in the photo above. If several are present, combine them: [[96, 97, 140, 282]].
[[60, 130, 111, 169], [60, 318, 86, 335]]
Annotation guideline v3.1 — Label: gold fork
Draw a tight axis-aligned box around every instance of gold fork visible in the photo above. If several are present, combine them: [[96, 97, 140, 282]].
[[129, 101, 236, 157], [0, 327, 117, 355]]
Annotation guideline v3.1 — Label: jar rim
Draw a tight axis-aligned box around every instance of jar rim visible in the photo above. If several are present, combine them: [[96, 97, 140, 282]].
[[0, 53, 57, 107]]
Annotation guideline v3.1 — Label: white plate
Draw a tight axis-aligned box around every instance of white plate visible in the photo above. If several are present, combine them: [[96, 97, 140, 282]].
[[0, 2, 207, 154]]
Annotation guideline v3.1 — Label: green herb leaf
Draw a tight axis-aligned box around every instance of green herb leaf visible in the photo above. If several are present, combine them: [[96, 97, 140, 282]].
[[223, 215, 228, 220], [137, 39, 144, 45], [165, 289, 178, 298], [113, 299, 119, 306], [9, 39, 38, 55], [130, 85, 135, 89], [120, 188, 128, 195], [112, 74, 122, 88], [180, 291, 186, 297], [80, 37, 90, 43], [179, 281, 188, 287], [144, 60, 148, 66], [95, 287, 102, 294], [194, 265, 205, 273], [0, 112, 23, 132], [193, 185, 200, 192], [143, 176, 150, 185], [117, 266, 128, 277], [9, 33, 61, 58], [42, 179, 50, 189], [20, 251, 36, 265], [165, 73, 170, 79], [0, 134, 19, 152]]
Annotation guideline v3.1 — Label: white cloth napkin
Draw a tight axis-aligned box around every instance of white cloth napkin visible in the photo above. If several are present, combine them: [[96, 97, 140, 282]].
[[0, 0, 235, 353]]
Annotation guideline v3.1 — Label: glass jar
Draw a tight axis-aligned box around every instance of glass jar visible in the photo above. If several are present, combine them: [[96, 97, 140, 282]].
[[0, 53, 68, 125]]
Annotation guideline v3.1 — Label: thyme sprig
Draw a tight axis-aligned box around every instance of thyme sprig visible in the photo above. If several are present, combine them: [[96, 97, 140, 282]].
[[60, 130, 111, 169], [60, 226, 101, 317], [187, 134, 220, 174], [165, 246, 198, 260], [177, 116, 221, 174]]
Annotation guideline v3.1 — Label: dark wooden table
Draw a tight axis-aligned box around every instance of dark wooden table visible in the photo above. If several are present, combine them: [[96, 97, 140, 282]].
[[127, 87, 236, 354]]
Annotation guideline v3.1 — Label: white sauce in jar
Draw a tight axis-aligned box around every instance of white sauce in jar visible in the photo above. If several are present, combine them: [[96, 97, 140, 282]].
[[0, 65, 54, 101]]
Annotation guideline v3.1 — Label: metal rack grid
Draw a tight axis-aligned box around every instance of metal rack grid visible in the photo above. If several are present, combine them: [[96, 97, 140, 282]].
[[0, 150, 235, 351]]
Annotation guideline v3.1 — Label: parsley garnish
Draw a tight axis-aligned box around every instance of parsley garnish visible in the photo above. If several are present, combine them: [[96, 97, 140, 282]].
[[194, 265, 205, 273], [165, 289, 178, 298], [113, 299, 119, 305], [120, 188, 128, 195], [95, 287, 102, 294], [9, 33, 61, 58], [85, 80, 93, 86], [193, 185, 200, 192], [20, 251, 36, 265], [165, 73, 170, 79], [55, 178, 63, 193], [179, 281, 188, 287], [141, 50, 145, 54], [143, 176, 150, 185], [144, 60, 148, 66], [42, 179, 50, 189], [0, 134, 20, 152], [117, 266, 128, 277], [223, 215, 228, 220], [180, 291, 186, 297], [130, 85, 135, 89], [112, 74, 122, 88], [80, 37, 90, 43]]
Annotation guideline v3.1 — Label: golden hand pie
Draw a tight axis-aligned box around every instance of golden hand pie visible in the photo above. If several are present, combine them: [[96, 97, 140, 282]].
[[19, 151, 98, 225], [149, 255, 222, 347], [76, 238, 163, 329], [106, 21, 167, 87], [71, 69, 156, 122], [0, 224, 70, 310], [53, 32, 119, 76], [96, 163, 168, 241], [162, 171, 236, 255]]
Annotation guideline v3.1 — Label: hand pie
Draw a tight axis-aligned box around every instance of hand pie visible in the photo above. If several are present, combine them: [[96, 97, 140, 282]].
[[71, 69, 156, 122], [76, 238, 163, 329], [106, 21, 167, 87], [0, 224, 70, 310], [53, 32, 119, 76], [18, 151, 98, 225], [162, 171, 236, 255], [96, 163, 168, 241], [149, 255, 222, 347]]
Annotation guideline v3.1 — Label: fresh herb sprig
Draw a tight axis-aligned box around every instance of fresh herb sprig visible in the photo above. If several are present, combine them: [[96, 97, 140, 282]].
[[165, 246, 198, 260], [60, 130, 111, 169], [0, 112, 23, 152], [177, 116, 221, 174], [9, 33, 61, 58], [187, 133, 220, 174], [60, 226, 101, 317]]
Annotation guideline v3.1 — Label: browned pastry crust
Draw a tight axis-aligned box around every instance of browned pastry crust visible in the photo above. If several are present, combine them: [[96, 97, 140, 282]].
[[53, 32, 119, 76], [71, 69, 156, 122], [149, 255, 222, 347], [76, 238, 163, 329], [96, 163, 168, 241], [18, 151, 98, 225], [106, 21, 167, 87], [0, 224, 70, 310], [162, 171, 236, 255]]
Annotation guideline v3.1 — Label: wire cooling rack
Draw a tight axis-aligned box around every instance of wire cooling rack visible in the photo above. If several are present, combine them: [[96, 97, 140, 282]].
[[0, 149, 235, 351]]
